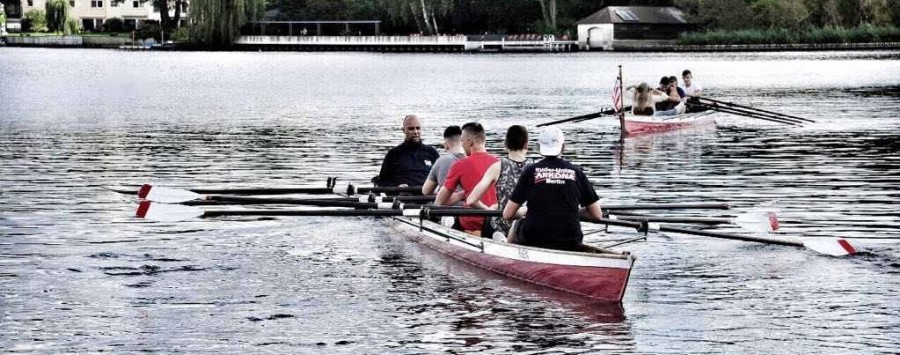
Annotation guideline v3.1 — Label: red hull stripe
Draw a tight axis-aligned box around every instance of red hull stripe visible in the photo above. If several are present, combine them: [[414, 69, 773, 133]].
[[136, 200, 151, 217], [137, 184, 152, 199], [837, 239, 856, 255]]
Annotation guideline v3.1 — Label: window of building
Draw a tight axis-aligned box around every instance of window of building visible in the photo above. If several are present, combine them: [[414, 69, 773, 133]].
[[27, 0, 33, 6], [69, 0, 75, 7], [111, 1, 117, 7], [91, 1, 103, 8], [615, 10, 639, 22], [152, 4, 158, 12], [133, 1, 140, 8]]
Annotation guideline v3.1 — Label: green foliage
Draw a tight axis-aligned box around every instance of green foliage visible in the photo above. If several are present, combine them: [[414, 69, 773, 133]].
[[189, 0, 266, 46], [751, 0, 809, 30], [171, 26, 190, 42], [64, 16, 81, 35], [103, 18, 125, 33], [135, 20, 161, 41], [45, 0, 70, 33], [678, 24, 900, 44], [213, 0, 900, 42], [1, 8, 6, 26], [23, 9, 47, 32]]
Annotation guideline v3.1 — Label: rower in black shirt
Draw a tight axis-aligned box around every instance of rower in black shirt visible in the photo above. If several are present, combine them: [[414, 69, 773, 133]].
[[375, 115, 440, 187], [502, 126, 603, 251]]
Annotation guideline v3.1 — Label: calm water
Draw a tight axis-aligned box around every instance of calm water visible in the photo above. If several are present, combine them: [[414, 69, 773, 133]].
[[1, 48, 899, 354]]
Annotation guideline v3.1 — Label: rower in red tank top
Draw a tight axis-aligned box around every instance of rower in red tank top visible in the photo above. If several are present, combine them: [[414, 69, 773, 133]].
[[436, 122, 498, 235]]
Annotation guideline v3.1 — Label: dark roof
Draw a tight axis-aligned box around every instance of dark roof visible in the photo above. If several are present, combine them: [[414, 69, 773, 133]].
[[577, 6, 689, 25]]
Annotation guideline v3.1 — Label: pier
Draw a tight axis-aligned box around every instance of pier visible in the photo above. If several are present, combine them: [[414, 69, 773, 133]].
[[235, 34, 577, 53]]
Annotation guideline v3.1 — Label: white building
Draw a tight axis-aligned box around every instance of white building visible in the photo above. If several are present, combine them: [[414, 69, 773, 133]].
[[577, 6, 692, 51], [3, 0, 187, 31]]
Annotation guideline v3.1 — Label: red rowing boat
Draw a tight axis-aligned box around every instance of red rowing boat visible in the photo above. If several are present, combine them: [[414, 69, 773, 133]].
[[390, 217, 635, 302], [623, 111, 716, 136]]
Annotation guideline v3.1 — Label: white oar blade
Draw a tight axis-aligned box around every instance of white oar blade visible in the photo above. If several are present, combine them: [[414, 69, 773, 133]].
[[136, 201, 204, 222], [733, 211, 779, 234], [802, 238, 857, 257], [138, 184, 202, 203]]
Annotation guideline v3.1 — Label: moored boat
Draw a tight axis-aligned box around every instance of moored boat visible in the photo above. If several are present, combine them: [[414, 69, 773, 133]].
[[389, 216, 635, 302], [623, 111, 716, 136]]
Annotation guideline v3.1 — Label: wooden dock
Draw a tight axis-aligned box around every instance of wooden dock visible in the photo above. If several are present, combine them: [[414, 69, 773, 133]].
[[235, 35, 577, 53]]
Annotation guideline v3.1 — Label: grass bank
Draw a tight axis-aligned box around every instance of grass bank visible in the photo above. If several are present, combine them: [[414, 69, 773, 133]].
[[678, 25, 900, 45]]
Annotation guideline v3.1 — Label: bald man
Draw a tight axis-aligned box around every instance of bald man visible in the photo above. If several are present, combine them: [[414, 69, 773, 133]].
[[375, 115, 439, 187]]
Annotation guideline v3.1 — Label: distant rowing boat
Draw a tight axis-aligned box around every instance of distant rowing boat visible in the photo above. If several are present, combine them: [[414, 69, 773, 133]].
[[623, 111, 716, 136], [390, 216, 635, 302]]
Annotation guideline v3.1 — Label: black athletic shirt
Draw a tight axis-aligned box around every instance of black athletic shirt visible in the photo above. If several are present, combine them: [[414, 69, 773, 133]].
[[377, 141, 439, 187], [508, 157, 599, 250]]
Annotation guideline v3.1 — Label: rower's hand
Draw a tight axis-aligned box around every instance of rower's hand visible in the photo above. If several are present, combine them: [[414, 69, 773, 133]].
[[516, 206, 527, 218]]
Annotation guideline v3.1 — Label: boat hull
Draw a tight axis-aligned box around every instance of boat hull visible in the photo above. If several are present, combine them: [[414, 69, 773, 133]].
[[623, 111, 716, 136], [390, 217, 635, 302]]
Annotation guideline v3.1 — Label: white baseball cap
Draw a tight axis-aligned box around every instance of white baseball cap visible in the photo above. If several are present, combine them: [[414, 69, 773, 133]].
[[538, 127, 564, 156]]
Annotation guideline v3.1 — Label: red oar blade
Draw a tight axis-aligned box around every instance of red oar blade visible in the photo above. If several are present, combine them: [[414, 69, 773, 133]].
[[802, 238, 857, 257], [139, 184, 203, 203], [136, 200, 205, 222]]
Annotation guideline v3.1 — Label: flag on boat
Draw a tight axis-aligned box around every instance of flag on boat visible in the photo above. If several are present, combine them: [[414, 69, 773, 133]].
[[612, 75, 623, 113]]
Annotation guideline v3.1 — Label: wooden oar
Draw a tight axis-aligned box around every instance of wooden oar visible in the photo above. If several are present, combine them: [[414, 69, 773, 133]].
[[182, 194, 435, 206], [536, 106, 631, 127], [689, 102, 804, 126], [592, 218, 855, 257], [106, 184, 423, 202], [699, 97, 815, 123], [123, 186, 733, 212], [135, 201, 500, 222], [701, 101, 806, 124], [602, 202, 730, 210], [610, 210, 779, 232]]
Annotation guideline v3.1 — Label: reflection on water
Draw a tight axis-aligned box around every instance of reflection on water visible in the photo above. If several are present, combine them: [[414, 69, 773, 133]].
[[1, 48, 899, 354]]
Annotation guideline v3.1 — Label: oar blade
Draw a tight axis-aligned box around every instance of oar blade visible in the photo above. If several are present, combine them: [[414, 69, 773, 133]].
[[732, 211, 780, 233], [136, 201, 205, 222], [802, 238, 857, 257], [139, 184, 202, 203]]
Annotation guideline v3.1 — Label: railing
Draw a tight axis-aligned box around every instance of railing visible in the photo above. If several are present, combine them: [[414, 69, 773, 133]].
[[237, 35, 468, 46]]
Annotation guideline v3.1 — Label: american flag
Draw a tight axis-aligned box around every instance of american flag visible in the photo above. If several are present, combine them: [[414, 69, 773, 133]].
[[612, 75, 623, 113]]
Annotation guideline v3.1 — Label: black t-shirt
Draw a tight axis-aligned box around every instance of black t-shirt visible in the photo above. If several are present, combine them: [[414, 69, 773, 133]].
[[509, 157, 599, 250], [377, 141, 439, 187]]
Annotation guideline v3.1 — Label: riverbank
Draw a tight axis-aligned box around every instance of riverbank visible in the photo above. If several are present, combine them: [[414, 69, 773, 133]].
[[3, 34, 900, 52], [1, 34, 133, 48]]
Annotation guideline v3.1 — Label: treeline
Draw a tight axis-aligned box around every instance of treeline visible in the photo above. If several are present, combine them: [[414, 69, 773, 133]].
[[266, 0, 678, 35], [266, 0, 900, 36]]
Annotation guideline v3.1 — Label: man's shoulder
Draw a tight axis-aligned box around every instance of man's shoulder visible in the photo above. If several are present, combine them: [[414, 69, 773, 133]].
[[436, 152, 461, 164], [423, 145, 439, 154]]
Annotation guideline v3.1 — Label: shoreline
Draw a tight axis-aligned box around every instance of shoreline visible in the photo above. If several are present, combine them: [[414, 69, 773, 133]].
[[3, 34, 899, 52]]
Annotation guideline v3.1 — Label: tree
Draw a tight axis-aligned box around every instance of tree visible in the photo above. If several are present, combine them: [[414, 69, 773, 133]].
[[679, 0, 755, 30], [45, 0, 69, 33], [858, 0, 892, 25], [752, 0, 809, 30], [536, 0, 558, 32], [189, 0, 265, 46]]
